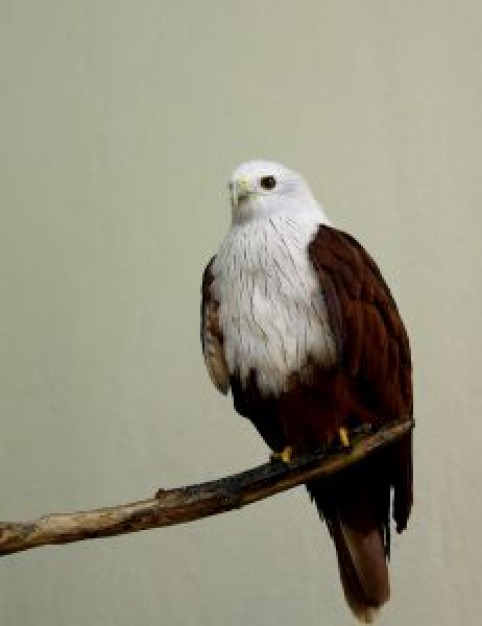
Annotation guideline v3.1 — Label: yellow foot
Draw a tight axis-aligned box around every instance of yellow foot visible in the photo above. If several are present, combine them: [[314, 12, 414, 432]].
[[271, 446, 294, 464], [338, 427, 350, 448]]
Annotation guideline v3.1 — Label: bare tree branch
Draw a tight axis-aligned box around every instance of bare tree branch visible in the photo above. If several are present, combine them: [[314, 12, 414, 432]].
[[0, 419, 413, 557]]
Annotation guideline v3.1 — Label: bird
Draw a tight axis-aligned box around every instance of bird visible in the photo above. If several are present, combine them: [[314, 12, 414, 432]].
[[200, 160, 413, 622]]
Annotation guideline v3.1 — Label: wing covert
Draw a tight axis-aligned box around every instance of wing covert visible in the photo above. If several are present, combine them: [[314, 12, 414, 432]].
[[201, 257, 230, 395], [308, 225, 412, 420], [308, 225, 413, 531]]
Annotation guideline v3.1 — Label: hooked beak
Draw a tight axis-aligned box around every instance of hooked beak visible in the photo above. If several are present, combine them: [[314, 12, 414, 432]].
[[229, 177, 250, 208]]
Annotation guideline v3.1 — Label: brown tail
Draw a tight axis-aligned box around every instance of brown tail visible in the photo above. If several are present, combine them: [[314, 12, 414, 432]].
[[326, 511, 389, 623], [307, 459, 392, 623]]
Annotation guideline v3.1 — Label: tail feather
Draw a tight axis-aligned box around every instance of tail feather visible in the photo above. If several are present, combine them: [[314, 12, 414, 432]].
[[307, 459, 391, 623], [328, 514, 389, 623]]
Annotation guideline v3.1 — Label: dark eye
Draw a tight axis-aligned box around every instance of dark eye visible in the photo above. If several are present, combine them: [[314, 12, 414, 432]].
[[259, 175, 276, 190]]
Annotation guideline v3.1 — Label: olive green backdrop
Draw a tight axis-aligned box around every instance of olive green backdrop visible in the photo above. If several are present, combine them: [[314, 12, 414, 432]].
[[1, 1, 481, 624]]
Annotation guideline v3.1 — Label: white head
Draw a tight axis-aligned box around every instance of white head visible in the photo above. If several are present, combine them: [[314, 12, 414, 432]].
[[228, 160, 328, 225]]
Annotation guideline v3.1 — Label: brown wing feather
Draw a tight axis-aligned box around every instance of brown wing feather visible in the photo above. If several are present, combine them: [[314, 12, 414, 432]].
[[307, 226, 413, 531], [201, 257, 230, 394], [308, 226, 412, 424]]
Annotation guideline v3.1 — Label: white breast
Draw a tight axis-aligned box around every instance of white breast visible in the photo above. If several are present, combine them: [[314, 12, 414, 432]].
[[212, 214, 337, 396]]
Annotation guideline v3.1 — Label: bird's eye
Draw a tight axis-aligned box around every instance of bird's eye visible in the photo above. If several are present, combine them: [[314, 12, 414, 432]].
[[259, 175, 277, 190]]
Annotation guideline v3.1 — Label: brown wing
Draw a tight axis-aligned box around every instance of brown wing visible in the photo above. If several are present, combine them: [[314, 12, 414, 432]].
[[308, 225, 412, 426], [308, 226, 413, 532], [201, 257, 230, 394]]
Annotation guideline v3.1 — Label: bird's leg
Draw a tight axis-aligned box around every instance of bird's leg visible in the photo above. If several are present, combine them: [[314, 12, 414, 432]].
[[338, 427, 350, 448], [270, 446, 294, 464]]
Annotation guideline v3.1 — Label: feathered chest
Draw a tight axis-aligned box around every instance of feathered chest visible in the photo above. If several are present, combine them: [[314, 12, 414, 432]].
[[211, 216, 337, 395]]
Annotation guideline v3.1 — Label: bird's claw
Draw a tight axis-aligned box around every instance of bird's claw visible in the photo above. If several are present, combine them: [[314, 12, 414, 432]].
[[338, 427, 350, 448], [271, 446, 294, 464]]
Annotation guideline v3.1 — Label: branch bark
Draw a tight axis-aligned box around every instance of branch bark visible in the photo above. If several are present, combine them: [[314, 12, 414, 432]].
[[0, 419, 413, 557]]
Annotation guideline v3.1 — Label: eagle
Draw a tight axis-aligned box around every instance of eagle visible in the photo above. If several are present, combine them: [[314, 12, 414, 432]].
[[200, 160, 413, 622]]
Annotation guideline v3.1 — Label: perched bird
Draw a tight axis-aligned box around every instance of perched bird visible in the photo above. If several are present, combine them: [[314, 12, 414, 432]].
[[201, 160, 413, 622]]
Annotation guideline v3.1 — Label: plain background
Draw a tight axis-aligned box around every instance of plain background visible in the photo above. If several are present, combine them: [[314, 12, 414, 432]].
[[1, 1, 481, 624]]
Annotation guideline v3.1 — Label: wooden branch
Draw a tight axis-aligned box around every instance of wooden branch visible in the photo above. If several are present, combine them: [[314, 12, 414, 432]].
[[0, 419, 413, 557]]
